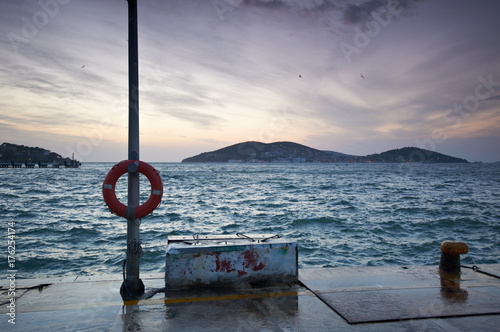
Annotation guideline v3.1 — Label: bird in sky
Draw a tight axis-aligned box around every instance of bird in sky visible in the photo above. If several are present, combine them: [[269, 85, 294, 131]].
[[360, 74, 365, 79], [81, 65, 85, 69]]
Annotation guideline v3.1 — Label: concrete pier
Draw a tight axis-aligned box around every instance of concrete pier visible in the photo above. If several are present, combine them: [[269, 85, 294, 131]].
[[1, 264, 499, 331]]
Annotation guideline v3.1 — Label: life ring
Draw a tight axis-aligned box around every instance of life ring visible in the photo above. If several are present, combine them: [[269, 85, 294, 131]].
[[102, 160, 163, 219]]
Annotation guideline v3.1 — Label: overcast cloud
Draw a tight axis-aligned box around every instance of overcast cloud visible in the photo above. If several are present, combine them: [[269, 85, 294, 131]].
[[0, 0, 499, 162]]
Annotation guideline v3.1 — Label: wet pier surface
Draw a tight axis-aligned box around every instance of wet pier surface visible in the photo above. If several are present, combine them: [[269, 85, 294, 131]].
[[1, 265, 499, 331]]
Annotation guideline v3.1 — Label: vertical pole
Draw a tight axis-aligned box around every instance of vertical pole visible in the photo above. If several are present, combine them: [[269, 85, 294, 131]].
[[121, 0, 144, 299], [128, 0, 139, 162]]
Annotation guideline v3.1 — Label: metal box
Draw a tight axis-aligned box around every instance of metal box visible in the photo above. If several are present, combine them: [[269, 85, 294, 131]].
[[165, 234, 298, 289]]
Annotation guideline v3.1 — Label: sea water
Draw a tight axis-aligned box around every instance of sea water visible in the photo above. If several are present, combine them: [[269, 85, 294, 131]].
[[1, 162, 499, 279]]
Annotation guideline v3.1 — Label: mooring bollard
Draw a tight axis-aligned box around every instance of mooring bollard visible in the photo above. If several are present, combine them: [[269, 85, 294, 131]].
[[439, 240, 468, 274]]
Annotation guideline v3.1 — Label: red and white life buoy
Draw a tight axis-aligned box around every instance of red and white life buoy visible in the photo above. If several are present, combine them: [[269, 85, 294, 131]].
[[102, 160, 163, 219]]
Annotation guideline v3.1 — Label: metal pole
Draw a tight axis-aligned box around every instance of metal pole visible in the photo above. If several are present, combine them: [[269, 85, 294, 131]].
[[121, 0, 144, 299]]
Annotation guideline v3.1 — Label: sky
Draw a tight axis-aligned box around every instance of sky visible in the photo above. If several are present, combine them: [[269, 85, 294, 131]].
[[1, 0, 499, 162]]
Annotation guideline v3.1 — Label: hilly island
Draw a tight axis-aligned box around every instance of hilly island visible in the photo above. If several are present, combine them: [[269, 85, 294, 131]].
[[0, 142, 81, 168], [182, 141, 468, 163]]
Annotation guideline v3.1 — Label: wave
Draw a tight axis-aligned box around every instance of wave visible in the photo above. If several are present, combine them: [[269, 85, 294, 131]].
[[291, 216, 344, 226], [3, 162, 498, 278]]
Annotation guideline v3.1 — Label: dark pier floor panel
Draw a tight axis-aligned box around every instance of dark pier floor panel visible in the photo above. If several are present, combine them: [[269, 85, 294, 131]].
[[299, 265, 500, 324]]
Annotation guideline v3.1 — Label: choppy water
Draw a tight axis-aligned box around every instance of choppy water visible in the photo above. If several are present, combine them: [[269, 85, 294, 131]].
[[1, 162, 499, 279]]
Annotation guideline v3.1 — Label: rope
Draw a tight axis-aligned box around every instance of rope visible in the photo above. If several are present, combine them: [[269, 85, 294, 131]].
[[236, 233, 255, 242], [261, 234, 280, 242], [193, 234, 200, 245], [127, 239, 144, 257], [461, 265, 500, 279], [237, 233, 280, 243]]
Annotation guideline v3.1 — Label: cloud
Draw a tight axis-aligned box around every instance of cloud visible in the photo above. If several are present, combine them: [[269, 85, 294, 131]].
[[0, 122, 22, 140], [342, 0, 423, 25], [343, 0, 387, 24], [0, 0, 498, 162], [160, 108, 225, 129], [242, 0, 288, 9], [239, 0, 423, 25], [484, 94, 500, 102], [241, 0, 343, 11]]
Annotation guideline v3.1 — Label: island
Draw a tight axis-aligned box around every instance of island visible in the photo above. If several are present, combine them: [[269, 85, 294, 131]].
[[0, 142, 81, 168], [182, 141, 469, 163]]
